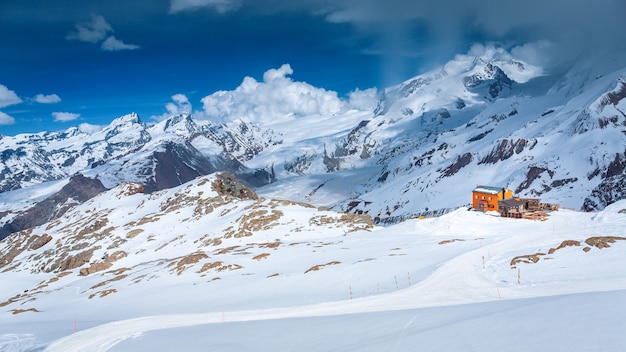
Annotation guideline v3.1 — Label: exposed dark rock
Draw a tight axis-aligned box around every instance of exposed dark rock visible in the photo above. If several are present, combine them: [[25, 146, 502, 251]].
[[213, 172, 258, 200], [551, 178, 579, 188], [604, 152, 626, 178], [468, 129, 494, 142], [323, 146, 341, 172], [603, 80, 626, 108], [479, 139, 536, 164], [463, 63, 513, 99], [583, 174, 626, 211], [440, 153, 473, 178], [0, 175, 108, 240], [143, 141, 272, 193], [516, 166, 555, 194], [284, 152, 317, 175]]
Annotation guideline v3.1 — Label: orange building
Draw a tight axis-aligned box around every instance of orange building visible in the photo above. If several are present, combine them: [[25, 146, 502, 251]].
[[472, 185, 513, 212]]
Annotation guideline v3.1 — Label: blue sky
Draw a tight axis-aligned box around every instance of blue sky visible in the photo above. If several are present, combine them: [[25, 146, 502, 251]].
[[1, 0, 625, 136]]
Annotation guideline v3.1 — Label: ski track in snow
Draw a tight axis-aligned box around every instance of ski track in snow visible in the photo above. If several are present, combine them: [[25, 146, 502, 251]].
[[44, 210, 626, 352]]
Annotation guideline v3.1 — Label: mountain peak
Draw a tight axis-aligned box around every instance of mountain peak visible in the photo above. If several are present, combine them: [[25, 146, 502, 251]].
[[110, 112, 142, 126], [159, 112, 198, 135]]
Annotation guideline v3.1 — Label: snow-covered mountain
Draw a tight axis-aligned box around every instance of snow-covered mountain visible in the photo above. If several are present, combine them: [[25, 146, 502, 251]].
[[2, 43, 626, 349], [0, 112, 279, 193], [256, 48, 626, 221], [2, 47, 625, 228]]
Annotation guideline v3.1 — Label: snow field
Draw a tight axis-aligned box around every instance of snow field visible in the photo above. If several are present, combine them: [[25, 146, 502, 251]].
[[1, 200, 625, 351]]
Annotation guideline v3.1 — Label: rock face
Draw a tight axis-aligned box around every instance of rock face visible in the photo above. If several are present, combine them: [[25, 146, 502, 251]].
[[583, 174, 626, 211], [212, 172, 259, 200], [0, 175, 107, 240]]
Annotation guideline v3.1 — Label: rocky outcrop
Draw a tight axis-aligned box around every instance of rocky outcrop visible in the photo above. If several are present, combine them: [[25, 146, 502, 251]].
[[212, 172, 259, 200], [583, 174, 626, 211], [479, 139, 537, 164], [440, 153, 473, 178]]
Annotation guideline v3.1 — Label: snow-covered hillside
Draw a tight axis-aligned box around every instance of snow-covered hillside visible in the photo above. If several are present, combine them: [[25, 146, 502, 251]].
[[3, 46, 625, 227], [1, 173, 626, 350], [1, 44, 626, 351]]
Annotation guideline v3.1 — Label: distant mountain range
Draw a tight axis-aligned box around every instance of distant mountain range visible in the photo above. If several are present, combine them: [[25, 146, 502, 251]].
[[1, 47, 625, 239], [2, 47, 626, 351]]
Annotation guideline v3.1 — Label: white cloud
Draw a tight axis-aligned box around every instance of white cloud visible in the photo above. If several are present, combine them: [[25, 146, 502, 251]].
[[66, 14, 113, 43], [78, 123, 103, 134], [200, 64, 353, 125], [170, 0, 241, 13], [0, 111, 15, 125], [0, 84, 22, 108], [151, 94, 192, 121], [52, 112, 80, 122], [34, 93, 61, 104], [101, 36, 140, 51], [347, 88, 378, 111]]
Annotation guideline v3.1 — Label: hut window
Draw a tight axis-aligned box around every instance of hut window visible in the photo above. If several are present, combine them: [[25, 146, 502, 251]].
[[482, 196, 485, 200], [488, 197, 492, 201]]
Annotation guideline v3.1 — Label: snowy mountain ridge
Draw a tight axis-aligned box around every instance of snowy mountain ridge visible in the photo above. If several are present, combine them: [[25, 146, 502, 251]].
[[1, 46, 626, 225], [2, 45, 626, 351]]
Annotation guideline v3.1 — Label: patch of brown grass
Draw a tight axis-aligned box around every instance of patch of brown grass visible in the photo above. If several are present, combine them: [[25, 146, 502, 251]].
[[198, 261, 243, 273], [11, 308, 40, 315], [304, 261, 341, 274], [548, 240, 581, 254], [88, 289, 117, 299], [438, 239, 465, 245], [257, 242, 281, 249], [89, 274, 129, 290], [170, 252, 209, 275], [510, 253, 546, 268], [126, 229, 144, 238], [585, 236, 626, 249], [253, 253, 270, 261]]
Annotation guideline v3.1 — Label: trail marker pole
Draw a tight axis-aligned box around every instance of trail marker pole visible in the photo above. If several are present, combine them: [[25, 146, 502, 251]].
[[408, 272, 411, 286], [497, 287, 502, 300], [349, 286, 353, 300], [518, 268, 521, 285], [394, 276, 398, 289], [482, 256, 485, 268], [74, 320, 78, 333]]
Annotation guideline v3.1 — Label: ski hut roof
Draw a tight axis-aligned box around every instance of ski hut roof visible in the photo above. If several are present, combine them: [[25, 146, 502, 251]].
[[472, 185, 505, 195]]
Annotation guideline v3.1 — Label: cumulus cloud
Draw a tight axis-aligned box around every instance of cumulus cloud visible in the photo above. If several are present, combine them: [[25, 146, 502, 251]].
[[151, 94, 193, 121], [347, 88, 378, 111], [169, 0, 242, 13], [101, 36, 140, 51], [34, 93, 61, 104], [78, 123, 103, 134], [0, 84, 22, 108], [66, 14, 112, 43], [52, 112, 80, 122], [0, 111, 15, 126], [200, 64, 350, 125]]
